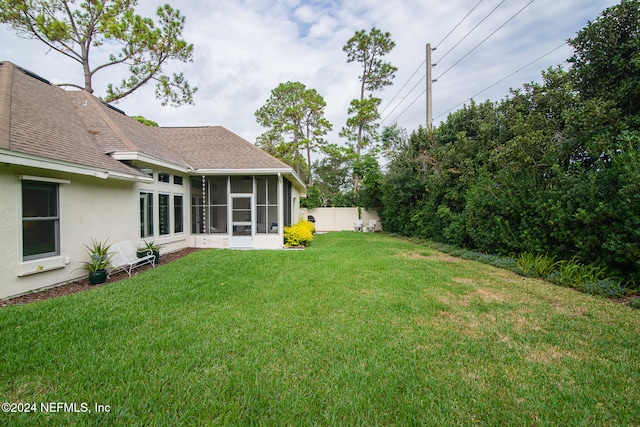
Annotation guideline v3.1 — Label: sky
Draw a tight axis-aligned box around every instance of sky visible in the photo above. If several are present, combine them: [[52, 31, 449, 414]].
[[0, 0, 621, 146]]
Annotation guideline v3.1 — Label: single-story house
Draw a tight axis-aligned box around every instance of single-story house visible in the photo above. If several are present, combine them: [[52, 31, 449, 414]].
[[0, 61, 305, 300]]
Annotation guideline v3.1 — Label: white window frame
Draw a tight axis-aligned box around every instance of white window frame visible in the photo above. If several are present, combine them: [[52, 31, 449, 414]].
[[140, 191, 154, 238], [158, 192, 171, 236], [17, 176, 69, 275], [174, 193, 185, 234]]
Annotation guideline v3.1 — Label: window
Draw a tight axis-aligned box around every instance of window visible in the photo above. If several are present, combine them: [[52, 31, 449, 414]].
[[158, 172, 170, 183], [140, 192, 154, 238], [159, 194, 170, 235], [257, 176, 278, 233], [174, 176, 183, 186], [230, 176, 253, 193], [191, 176, 228, 234], [284, 179, 292, 227], [22, 181, 60, 260], [174, 195, 184, 233]]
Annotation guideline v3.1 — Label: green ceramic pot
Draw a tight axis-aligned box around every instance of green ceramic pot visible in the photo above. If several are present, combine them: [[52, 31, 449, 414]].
[[88, 270, 107, 285]]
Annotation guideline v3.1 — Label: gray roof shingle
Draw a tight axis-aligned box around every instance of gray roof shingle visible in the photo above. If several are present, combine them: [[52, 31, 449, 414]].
[[0, 61, 295, 178], [153, 126, 292, 170]]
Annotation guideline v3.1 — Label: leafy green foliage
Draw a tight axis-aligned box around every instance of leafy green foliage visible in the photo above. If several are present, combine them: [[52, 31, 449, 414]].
[[568, 0, 640, 118], [516, 253, 558, 278], [304, 144, 355, 207], [380, 1, 640, 285], [78, 238, 112, 272], [255, 81, 332, 184], [342, 27, 397, 192], [353, 152, 383, 209], [580, 279, 627, 298], [0, 0, 197, 106], [131, 115, 159, 127]]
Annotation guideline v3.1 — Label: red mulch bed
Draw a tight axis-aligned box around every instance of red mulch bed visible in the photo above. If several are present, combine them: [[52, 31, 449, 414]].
[[0, 247, 204, 308]]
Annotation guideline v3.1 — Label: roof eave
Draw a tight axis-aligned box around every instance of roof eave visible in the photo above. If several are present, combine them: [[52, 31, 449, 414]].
[[0, 149, 153, 182], [192, 167, 306, 194], [110, 151, 191, 174]]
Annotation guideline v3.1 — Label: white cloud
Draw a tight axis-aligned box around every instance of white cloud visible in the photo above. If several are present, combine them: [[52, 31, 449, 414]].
[[294, 4, 316, 23], [0, 0, 620, 144]]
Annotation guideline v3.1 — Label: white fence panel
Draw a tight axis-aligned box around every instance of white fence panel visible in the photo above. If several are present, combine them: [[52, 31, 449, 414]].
[[301, 207, 380, 232]]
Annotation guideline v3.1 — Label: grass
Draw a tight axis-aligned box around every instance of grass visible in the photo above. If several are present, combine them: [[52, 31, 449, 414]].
[[1, 232, 640, 426]]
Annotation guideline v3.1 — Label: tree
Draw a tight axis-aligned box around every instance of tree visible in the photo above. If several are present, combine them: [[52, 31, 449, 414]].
[[568, 0, 640, 118], [353, 152, 383, 209], [132, 115, 159, 127], [300, 88, 333, 184], [342, 27, 397, 155], [340, 96, 382, 155], [381, 123, 409, 160], [342, 27, 397, 191], [0, 0, 197, 106], [304, 144, 355, 208], [255, 81, 332, 184]]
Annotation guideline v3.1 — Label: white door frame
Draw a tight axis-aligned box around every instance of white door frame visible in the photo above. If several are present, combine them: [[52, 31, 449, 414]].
[[230, 194, 253, 248]]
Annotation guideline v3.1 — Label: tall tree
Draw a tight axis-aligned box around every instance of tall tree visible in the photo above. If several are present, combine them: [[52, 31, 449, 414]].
[[342, 27, 397, 190], [342, 27, 397, 154], [255, 81, 332, 184], [0, 0, 197, 106], [306, 144, 356, 208]]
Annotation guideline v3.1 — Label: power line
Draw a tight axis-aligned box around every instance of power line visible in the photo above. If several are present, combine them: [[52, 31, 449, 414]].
[[381, 74, 426, 124], [389, 88, 427, 125], [435, 0, 506, 63], [391, 40, 565, 125], [379, 0, 487, 117], [383, 0, 541, 127], [379, 62, 425, 116], [434, 41, 568, 120], [434, 0, 535, 82], [434, 0, 485, 48]]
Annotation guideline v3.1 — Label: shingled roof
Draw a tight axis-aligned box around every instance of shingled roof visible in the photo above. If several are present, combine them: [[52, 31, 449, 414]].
[[0, 61, 299, 182], [0, 61, 149, 179], [153, 126, 292, 171]]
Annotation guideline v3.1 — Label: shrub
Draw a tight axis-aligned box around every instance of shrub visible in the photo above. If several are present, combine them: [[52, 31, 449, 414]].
[[551, 258, 608, 288], [629, 297, 640, 310], [516, 253, 558, 278], [284, 220, 315, 247], [579, 279, 627, 298], [515, 253, 537, 277]]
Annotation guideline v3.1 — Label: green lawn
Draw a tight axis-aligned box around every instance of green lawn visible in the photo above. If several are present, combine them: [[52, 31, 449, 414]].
[[1, 232, 639, 426]]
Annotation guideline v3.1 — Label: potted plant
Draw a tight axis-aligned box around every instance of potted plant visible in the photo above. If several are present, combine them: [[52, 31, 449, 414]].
[[79, 239, 112, 285], [141, 240, 161, 265], [86, 238, 111, 263]]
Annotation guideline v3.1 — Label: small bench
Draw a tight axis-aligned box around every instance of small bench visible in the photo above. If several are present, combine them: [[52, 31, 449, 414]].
[[110, 241, 155, 277]]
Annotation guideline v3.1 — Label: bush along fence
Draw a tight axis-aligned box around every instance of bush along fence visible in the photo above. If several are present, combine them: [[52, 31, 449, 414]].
[[284, 220, 316, 248], [418, 239, 640, 309], [380, 3, 640, 288]]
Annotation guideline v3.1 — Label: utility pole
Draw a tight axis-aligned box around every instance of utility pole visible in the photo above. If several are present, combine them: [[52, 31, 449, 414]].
[[426, 43, 433, 129]]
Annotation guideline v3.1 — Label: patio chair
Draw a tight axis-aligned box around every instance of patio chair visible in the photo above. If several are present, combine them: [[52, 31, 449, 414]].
[[110, 241, 155, 277], [354, 219, 363, 232], [366, 219, 377, 232]]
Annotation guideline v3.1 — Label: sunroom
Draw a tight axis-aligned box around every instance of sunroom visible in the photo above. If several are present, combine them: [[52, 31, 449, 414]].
[[189, 173, 303, 249]]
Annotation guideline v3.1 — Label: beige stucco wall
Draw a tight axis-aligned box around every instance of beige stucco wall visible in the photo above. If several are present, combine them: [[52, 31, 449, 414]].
[[0, 165, 142, 300], [1, 167, 301, 300], [301, 207, 380, 232]]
